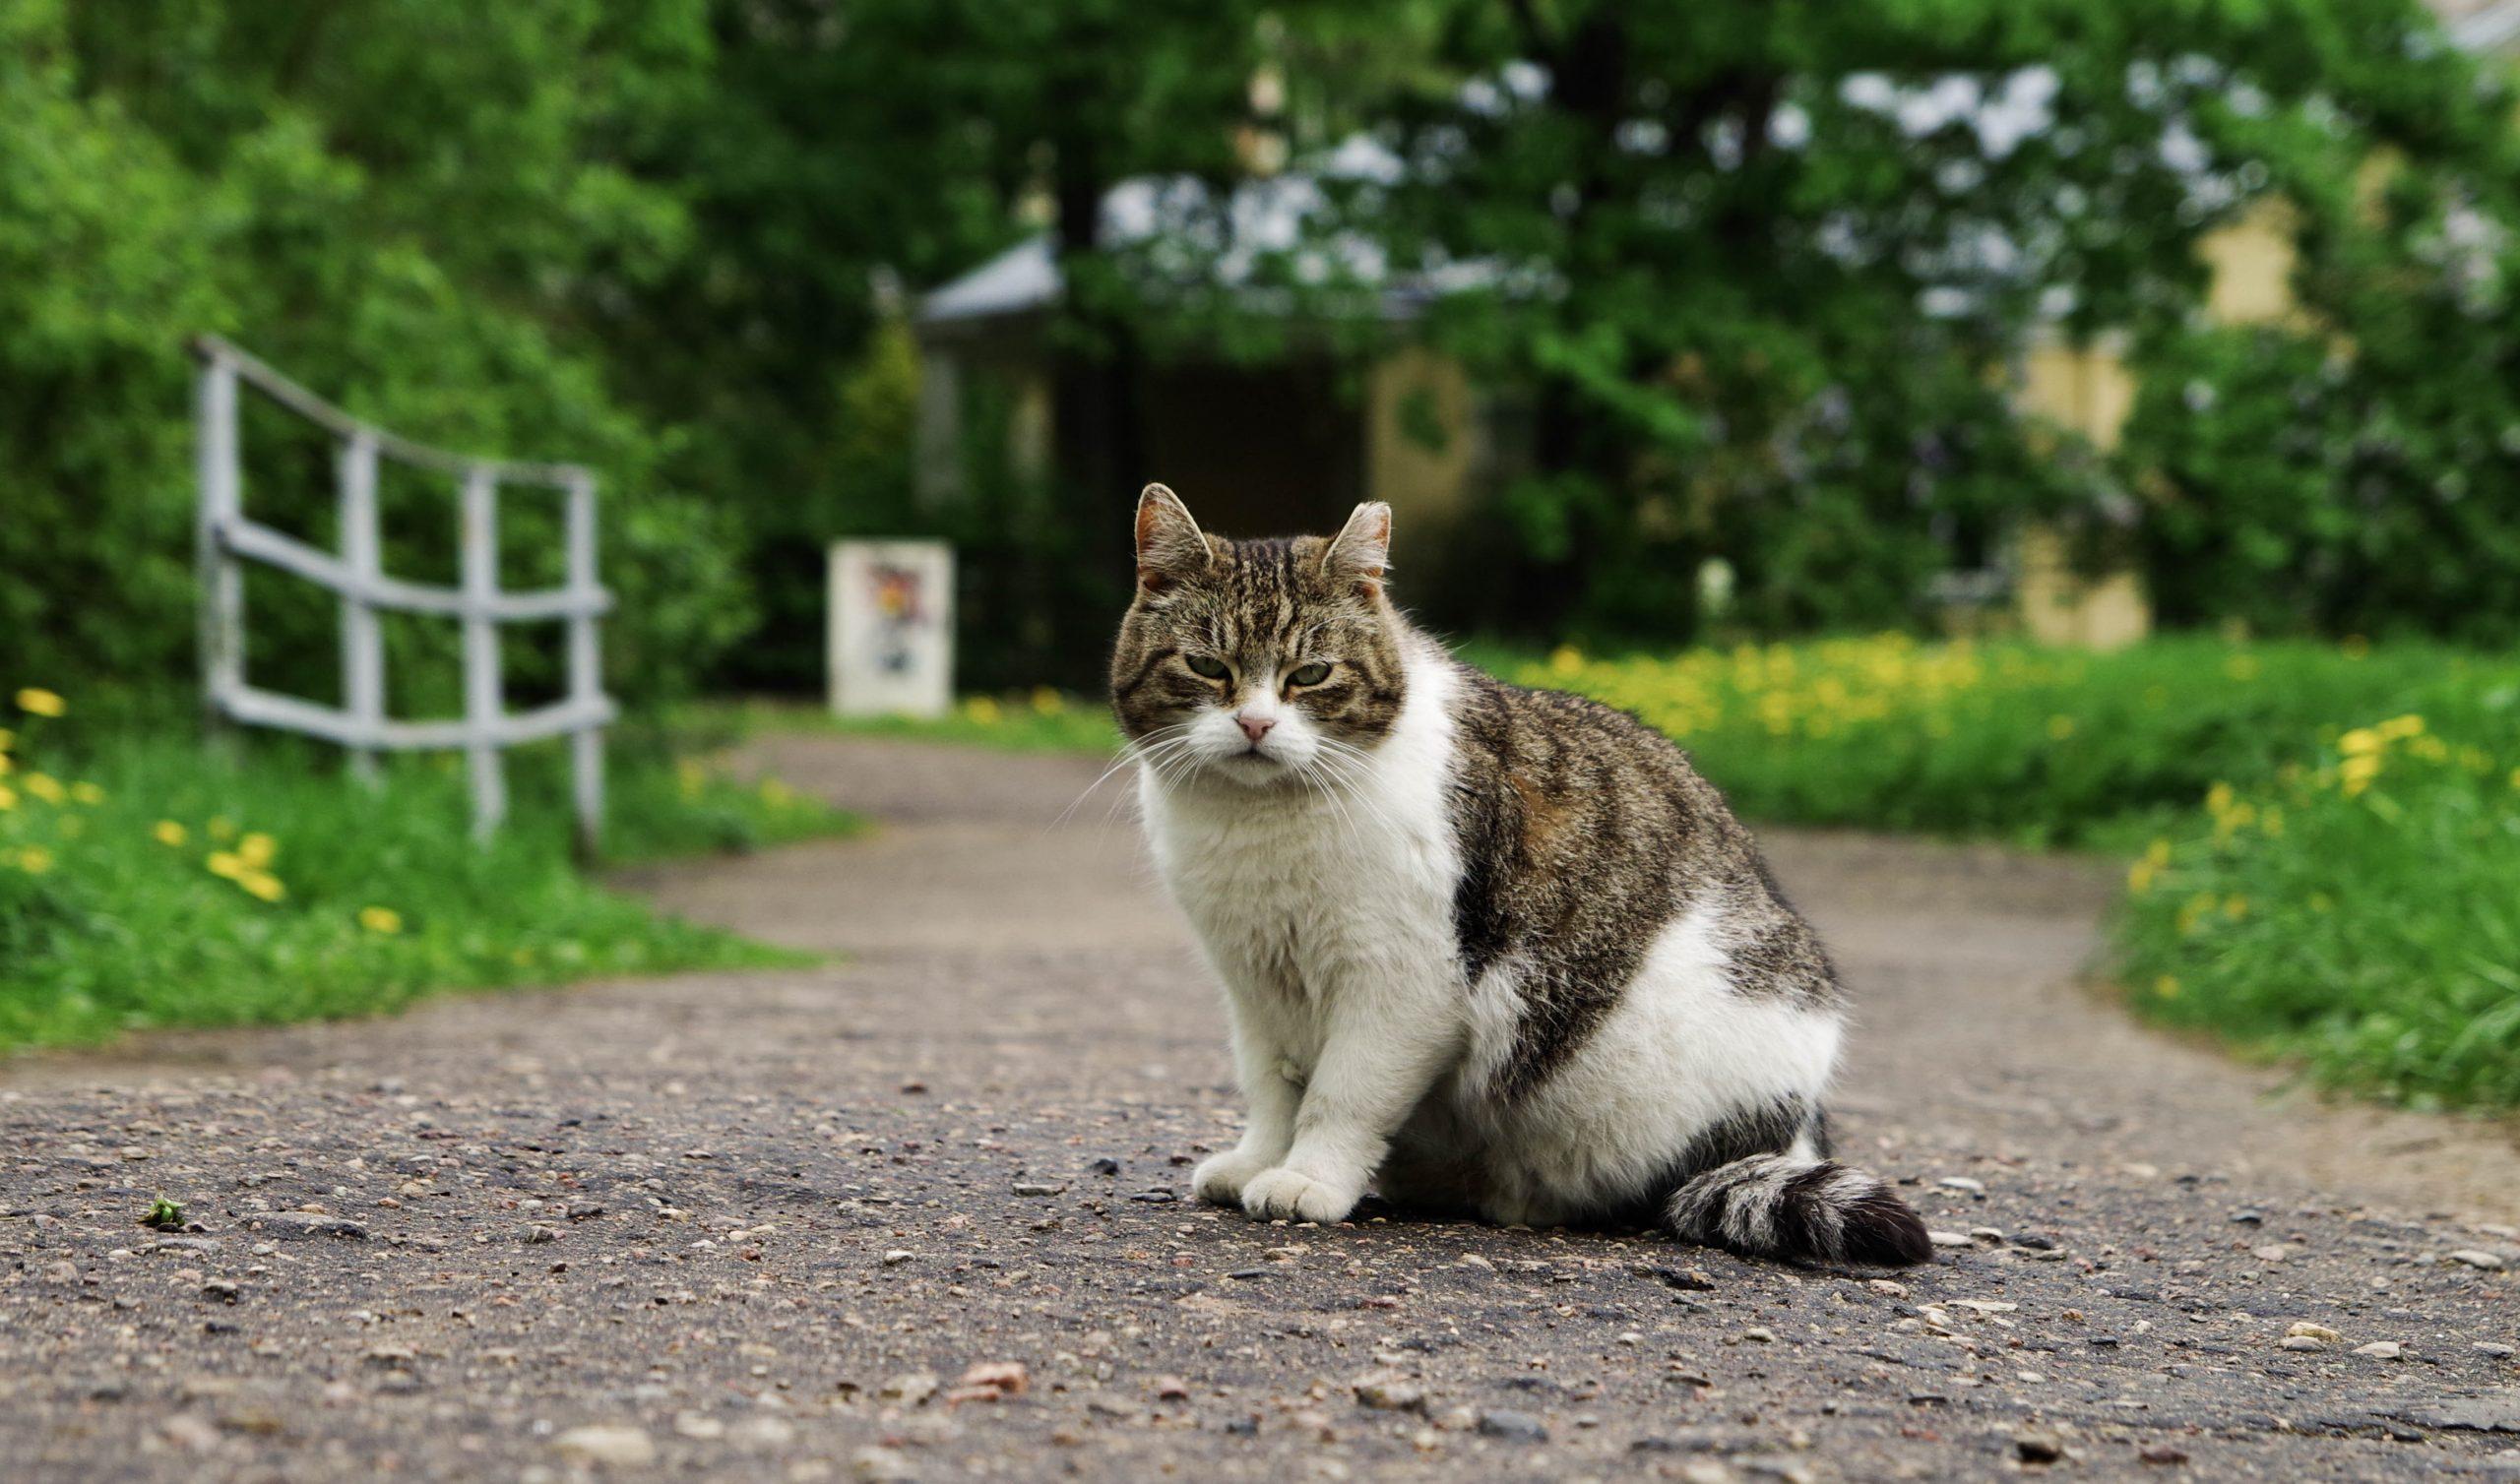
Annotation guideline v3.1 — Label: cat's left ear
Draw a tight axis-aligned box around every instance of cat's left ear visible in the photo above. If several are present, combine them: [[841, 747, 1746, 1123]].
[[1320, 501, 1392, 599]]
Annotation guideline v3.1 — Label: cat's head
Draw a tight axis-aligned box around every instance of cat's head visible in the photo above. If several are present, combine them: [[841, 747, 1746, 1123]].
[[1109, 483, 1409, 789]]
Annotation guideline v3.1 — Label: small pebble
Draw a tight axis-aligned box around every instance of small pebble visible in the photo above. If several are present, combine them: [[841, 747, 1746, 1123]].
[[1476, 1408, 1547, 1442]]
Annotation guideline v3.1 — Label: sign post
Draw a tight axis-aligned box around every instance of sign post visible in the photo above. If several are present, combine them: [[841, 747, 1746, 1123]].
[[828, 540, 955, 718]]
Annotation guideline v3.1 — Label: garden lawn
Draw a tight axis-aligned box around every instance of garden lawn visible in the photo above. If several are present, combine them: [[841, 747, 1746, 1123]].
[[0, 688, 859, 1054]]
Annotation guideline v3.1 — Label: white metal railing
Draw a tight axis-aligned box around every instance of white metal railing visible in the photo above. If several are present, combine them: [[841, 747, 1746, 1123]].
[[191, 336, 614, 852]]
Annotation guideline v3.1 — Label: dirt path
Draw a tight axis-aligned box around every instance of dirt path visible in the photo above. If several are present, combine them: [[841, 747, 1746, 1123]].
[[3, 735, 2516, 1482]]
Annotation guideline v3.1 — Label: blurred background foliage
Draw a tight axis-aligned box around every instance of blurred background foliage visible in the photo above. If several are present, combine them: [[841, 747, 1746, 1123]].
[[11, 0, 2520, 702]]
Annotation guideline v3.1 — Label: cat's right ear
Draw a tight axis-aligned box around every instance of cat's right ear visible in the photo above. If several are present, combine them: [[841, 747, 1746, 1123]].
[[1134, 482, 1210, 594]]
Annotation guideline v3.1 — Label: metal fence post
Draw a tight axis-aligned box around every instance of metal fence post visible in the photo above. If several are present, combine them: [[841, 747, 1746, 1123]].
[[564, 470, 605, 862], [460, 467, 507, 840], [338, 431, 385, 784], [190, 337, 612, 846], [195, 352, 244, 737]]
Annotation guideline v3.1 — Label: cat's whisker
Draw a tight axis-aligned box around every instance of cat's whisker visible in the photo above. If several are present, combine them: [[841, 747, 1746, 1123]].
[[1049, 723, 1196, 835]]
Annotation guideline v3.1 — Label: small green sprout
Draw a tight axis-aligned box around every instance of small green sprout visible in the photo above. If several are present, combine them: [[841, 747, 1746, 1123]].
[[141, 1196, 186, 1230]]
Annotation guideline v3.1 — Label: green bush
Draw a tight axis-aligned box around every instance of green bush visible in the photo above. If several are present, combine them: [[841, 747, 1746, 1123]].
[[0, 0, 752, 710]]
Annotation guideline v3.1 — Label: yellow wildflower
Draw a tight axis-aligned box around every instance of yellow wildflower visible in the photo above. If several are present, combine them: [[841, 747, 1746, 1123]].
[[0, 753, 12, 775], [238, 872, 284, 903], [1548, 646, 1585, 676], [0, 727, 14, 750], [2145, 839, 2173, 868], [206, 850, 246, 880], [14, 688, 64, 717], [153, 821, 188, 847], [15, 845, 53, 874], [23, 773, 64, 804], [0, 784, 14, 810], [2126, 859, 2158, 895], [759, 777, 795, 808], [1031, 686, 1066, 715], [2205, 781, 2235, 816], [237, 833, 277, 868], [2339, 754, 2382, 796], [2224, 896, 2249, 921], [357, 905, 404, 935], [69, 781, 102, 805], [2376, 713, 2425, 741], [676, 758, 707, 799], [964, 696, 1003, 726], [2153, 975, 2180, 999], [2338, 727, 2381, 757], [2046, 715, 2076, 740]]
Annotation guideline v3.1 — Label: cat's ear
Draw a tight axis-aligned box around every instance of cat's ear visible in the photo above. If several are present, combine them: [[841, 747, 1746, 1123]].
[[1134, 482, 1211, 593], [1319, 501, 1392, 599]]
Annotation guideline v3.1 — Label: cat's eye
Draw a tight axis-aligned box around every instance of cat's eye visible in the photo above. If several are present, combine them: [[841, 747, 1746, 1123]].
[[1287, 662, 1333, 688], [1184, 653, 1230, 681]]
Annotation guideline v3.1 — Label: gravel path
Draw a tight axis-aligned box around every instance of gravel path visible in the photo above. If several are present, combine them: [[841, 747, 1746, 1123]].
[[4, 734, 2517, 1482]]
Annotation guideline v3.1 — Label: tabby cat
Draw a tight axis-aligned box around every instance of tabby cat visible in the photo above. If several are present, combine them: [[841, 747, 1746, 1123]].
[[1111, 484, 1929, 1267]]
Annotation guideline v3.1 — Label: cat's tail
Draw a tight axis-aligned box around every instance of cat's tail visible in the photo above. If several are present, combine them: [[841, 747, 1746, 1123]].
[[1665, 1154, 1931, 1267]]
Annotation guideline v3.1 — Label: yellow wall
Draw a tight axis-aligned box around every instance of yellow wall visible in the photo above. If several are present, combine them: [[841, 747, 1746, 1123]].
[[2005, 196, 2309, 648]]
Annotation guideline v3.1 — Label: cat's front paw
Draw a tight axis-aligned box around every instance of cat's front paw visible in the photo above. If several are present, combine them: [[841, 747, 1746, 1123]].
[[1240, 1166, 1359, 1224], [1192, 1150, 1273, 1206]]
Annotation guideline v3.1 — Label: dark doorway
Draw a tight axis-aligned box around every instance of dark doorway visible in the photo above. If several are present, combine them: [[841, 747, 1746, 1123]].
[[1139, 361, 1362, 540]]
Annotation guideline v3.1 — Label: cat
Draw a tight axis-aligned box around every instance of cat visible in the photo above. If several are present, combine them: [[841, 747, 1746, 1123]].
[[1110, 483, 1931, 1267]]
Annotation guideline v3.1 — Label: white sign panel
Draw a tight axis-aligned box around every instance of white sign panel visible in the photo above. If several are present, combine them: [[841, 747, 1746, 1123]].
[[828, 540, 954, 718]]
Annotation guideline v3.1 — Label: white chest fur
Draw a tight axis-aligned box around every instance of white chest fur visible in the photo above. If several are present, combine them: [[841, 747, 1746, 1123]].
[[1138, 655, 1464, 1070]]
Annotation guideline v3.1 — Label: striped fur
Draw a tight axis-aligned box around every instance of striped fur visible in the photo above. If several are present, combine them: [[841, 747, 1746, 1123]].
[[1668, 1155, 1932, 1267]]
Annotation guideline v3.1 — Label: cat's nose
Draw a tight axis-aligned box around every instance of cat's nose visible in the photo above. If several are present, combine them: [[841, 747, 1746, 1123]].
[[1236, 714, 1276, 745]]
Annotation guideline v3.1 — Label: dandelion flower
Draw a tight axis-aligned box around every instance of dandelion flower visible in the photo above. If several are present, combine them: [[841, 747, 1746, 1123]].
[[153, 821, 188, 846], [14, 688, 64, 717], [0, 785, 14, 811], [206, 850, 246, 881], [1031, 686, 1066, 715], [69, 781, 102, 805], [2153, 975, 2180, 999], [23, 773, 64, 804], [0, 727, 14, 750], [15, 845, 52, 874], [357, 905, 404, 935], [964, 696, 1002, 726], [237, 832, 278, 867], [2338, 727, 2381, 756], [238, 872, 285, 902]]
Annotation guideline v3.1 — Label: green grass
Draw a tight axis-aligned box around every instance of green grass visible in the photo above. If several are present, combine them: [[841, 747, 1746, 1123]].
[[0, 693, 860, 1054], [1511, 634, 2494, 850], [2112, 703, 2520, 1110]]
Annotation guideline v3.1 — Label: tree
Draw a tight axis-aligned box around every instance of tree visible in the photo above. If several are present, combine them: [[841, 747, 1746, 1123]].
[[1348, 0, 2519, 643]]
